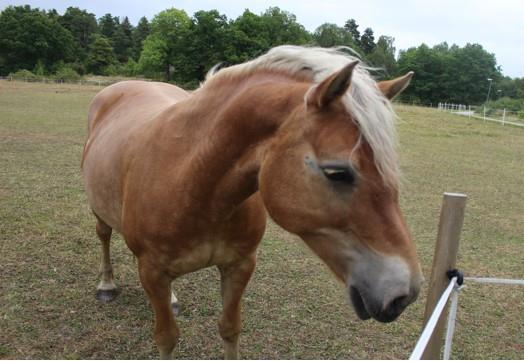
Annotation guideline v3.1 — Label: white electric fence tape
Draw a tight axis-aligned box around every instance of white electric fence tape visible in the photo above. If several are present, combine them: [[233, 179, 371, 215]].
[[443, 283, 462, 360], [409, 277, 457, 361], [464, 277, 524, 285]]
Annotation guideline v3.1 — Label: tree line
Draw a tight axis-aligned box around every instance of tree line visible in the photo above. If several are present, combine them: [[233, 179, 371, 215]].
[[1, 4, 523, 107]]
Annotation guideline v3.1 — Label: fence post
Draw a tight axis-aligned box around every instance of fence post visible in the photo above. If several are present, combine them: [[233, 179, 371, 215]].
[[468, 105, 471, 119], [502, 108, 506, 126], [421, 192, 467, 360]]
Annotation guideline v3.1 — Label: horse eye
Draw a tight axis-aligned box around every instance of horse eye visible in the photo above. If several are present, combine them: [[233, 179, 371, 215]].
[[321, 166, 355, 184]]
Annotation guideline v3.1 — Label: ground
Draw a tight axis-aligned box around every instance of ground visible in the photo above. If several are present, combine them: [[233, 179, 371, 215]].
[[0, 81, 523, 359]]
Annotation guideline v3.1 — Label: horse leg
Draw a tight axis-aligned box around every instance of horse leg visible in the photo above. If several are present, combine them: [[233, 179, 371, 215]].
[[95, 217, 118, 302], [218, 256, 256, 360], [139, 258, 179, 359]]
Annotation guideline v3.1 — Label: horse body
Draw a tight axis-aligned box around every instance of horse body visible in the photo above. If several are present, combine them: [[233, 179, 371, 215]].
[[82, 46, 423, 359]]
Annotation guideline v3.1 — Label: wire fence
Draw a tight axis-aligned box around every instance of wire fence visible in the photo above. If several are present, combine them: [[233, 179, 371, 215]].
[[0, 75, 146, 87], [437, 102, 524, 128], [409, 273, 524, 360]]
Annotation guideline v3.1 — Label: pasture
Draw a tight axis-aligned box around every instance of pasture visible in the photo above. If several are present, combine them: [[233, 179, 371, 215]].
[[1, 80, 523, 359]]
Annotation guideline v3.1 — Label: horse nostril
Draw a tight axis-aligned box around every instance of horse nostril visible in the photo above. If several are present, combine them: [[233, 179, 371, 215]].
[[388, 295, 409, 313]]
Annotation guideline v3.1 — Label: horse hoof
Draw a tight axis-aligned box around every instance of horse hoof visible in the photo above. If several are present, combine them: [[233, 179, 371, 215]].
[[171, 302, 180, 316], [96, 288, 119, 303]]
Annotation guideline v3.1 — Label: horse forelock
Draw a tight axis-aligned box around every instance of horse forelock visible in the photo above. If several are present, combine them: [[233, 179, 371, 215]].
[[203, 45, 399, 188]]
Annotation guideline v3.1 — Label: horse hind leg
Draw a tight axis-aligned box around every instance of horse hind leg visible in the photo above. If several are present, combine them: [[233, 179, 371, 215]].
[[94, 216, 119, 302]]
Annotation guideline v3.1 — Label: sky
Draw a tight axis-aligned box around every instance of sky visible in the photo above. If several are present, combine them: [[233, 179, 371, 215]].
[[2, 0, 523, 78]]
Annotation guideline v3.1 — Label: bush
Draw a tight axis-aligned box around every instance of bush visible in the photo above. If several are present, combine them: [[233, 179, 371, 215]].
[[53, 65, 81, 82], [122, 59, 139, 77], [103, 63, 124, 76], [8, 69, 38, 80], [488, 96, 524, 112]]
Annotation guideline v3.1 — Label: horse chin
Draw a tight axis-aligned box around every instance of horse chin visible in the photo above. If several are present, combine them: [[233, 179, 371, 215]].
[[349, 286, 371, 320]]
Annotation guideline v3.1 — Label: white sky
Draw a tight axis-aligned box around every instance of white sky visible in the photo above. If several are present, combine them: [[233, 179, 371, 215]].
[[2, 0, 523, 77]]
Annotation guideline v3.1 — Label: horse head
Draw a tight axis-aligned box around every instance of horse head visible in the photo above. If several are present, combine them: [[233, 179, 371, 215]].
[[259, 60, 423, 322]]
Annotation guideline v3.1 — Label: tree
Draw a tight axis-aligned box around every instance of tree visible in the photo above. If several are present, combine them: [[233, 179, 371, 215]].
[[86, 34, 116, 74], [0, 5, 75, 75], [138, 8, 191, 81], [445, 43, 500, 104], [344, 19, 361, 47], [396, 44, 448, 103], [313, 23, 355, 48], [98, 13, 119, 39], [132, 16, 150, 60], [113, 16, 133, 62], [138, 34, 168, 79], [260, 7, 311, 46], [230, 10, 272, 62], [395, 42, 501, 104], [230, 8, 312, 64], [367, 36, 397, 76], [360, 27, 376, 54], [59, 7, 97, 52], [183, 10, 235, 82]]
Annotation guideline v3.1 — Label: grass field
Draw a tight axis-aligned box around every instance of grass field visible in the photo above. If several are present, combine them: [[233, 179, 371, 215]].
[[1, 80, 523, 359]]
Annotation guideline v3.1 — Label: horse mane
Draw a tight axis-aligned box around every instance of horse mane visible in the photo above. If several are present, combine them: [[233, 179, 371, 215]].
[[202, 45, 399, 187]]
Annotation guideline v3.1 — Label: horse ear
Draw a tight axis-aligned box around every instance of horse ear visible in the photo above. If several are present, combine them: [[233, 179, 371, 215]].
[[306, 61, 359, 109], [377, 71, 414, 100]]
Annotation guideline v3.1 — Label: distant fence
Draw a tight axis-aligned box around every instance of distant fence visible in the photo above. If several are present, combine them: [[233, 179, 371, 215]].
[[437, 102, 524, 128], [0, 76, 145, 87]]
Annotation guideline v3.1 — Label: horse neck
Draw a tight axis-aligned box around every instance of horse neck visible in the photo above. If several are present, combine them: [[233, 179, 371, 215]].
[[183, 73, 309, 213]]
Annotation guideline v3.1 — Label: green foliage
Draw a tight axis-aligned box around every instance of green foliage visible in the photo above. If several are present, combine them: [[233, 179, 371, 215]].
[[367, 36, 396, 76], [8, 69, 38, 80], [138, 34, 169, 79], [132, 17, 150, 60], [98, 13, 119, 39], [53, 64, 81, 81], [360, 28, 376, 54], [344, 19, 361, 47], [86, 34, 116, 75], [33, 60, 46, 76], [260, 7, 311, 46], [487, 96, 524, 112], [58, 7, 97, 53], [147, 8, 191, 81], [0, 5, 76, 75], [182, 10, 236, 81], [314, 23, 355, 48], [113, 16, 134, 62], [1, 3, 523, 107], [122, 58, 139, 77], [396, 42, 500, 104]]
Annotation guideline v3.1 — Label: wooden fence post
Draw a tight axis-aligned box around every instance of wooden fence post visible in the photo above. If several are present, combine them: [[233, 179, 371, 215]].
[[422, 192, 467, 359]]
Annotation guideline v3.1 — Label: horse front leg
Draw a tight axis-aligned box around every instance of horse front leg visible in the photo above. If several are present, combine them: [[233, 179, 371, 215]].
[[218, 255, 256, 360], [138, 257, 179, 359]]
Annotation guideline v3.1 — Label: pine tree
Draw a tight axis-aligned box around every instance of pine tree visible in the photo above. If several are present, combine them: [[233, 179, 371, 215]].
[[132, 16, 150, 60]]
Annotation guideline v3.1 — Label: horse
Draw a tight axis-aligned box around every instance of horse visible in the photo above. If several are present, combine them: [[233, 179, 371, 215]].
[[81, 45, 423, 359]]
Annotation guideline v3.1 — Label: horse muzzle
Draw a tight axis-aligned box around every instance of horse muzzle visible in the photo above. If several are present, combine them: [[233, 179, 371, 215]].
[[349, 284, 419, 323], [347, 254, 422, 323]]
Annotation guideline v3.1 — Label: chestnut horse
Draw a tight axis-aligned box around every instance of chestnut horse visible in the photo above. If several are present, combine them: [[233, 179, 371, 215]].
[[82, 46, 423, 359]]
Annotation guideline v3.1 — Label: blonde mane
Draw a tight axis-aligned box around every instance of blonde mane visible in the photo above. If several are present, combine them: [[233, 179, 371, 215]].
[[203, 45, 399, 187]]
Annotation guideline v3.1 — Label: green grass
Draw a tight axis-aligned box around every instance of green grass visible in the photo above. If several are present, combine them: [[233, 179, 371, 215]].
[[1, 81, 523, 359]]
